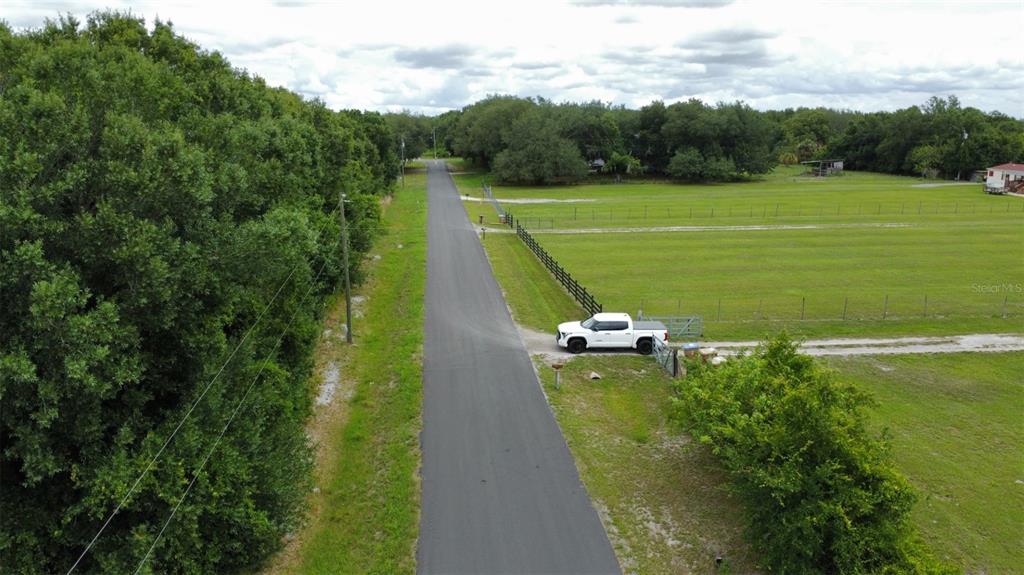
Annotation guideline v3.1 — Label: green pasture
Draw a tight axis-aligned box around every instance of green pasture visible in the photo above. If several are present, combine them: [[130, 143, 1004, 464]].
[[469, 167, 1024, 230], [455, 167, 1024, 340], [826, 352, 1024, 573]]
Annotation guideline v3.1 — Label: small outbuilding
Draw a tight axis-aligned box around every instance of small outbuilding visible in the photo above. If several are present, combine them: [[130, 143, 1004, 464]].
[[801, 159, 844, 177], [984, 163, 1024, 194]]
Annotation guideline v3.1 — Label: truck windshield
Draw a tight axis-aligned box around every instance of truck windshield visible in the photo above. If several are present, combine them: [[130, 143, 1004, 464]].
[[581, 317, 596, 329]]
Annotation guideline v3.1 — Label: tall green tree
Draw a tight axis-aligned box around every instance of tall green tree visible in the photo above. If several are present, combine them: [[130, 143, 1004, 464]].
[[492, 110, 588, 184], [0, 13, 397, 573]]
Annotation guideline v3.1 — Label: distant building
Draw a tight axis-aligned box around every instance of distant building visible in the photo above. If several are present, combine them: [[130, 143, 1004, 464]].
[[985, 163, 1024, 193], [800, 159, 844, 177]]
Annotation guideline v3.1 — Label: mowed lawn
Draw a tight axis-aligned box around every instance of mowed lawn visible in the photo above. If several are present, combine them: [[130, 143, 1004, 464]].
[[456, 168, 1024, 340], [825, 353, 1024, 574]]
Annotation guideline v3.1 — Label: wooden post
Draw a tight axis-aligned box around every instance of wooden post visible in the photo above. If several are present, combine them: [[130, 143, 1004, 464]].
[[843, 296, 848, 320], [801, 297, 805, 320], [1003, 295, 1009, 318], [923, 294, 928, 317]]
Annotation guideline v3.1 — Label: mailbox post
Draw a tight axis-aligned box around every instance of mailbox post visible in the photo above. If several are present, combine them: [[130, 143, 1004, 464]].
[[551, 363, 564, 389]]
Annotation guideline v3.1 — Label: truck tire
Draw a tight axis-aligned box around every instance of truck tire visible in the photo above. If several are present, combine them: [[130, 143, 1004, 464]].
[[636, 338, 653, 355], [568, 338, 586, 354]]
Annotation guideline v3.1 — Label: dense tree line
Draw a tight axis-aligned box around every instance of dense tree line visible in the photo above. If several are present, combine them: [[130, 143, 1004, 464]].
[[829, 96, 1023, 178], [390, 95, 1022, 185], [0, 13, 397, 573]]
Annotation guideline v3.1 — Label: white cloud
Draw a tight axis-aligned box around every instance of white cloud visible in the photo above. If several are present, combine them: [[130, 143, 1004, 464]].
[[5, 0, 1022, 115]]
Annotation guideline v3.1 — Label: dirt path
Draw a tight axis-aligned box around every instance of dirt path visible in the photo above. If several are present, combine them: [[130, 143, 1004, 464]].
[[910, 182, 978, 188], [486, 222, 913, 235], [517, 324, 1024, 360], [462, 196, 596, 204]]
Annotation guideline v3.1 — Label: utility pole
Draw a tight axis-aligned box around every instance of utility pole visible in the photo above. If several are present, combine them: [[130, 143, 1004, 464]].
[[432, 126, 437, 159], [339, 191, 352, 343]]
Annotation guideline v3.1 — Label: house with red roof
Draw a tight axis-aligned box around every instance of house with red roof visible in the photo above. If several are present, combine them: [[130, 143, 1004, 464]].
[[985, 163, 1024, 194]]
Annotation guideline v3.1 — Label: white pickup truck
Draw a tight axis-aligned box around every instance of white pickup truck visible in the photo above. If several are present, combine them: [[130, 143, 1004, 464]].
[[556, 312, 668, 355]]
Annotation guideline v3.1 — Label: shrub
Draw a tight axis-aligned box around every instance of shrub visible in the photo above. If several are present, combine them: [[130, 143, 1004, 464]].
[[672, 334, 952, 574]]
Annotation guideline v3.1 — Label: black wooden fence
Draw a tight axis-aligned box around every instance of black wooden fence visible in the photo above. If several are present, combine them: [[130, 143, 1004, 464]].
[[506, 212, 603, 316]]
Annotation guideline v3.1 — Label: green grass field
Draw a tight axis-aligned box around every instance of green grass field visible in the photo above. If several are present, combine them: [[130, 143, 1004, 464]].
[[457, 167, 1024, 340], [825, 353, 1024, 573]]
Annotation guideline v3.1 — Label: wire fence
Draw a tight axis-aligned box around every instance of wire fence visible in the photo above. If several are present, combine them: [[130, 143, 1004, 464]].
[[633, 292, 1023, 324], [506, 199, 1024, 229]]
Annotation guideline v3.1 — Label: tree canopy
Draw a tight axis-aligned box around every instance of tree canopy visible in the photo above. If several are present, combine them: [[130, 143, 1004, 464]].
[[385, 93, 1022, 184], [0, 13, 397, 573]]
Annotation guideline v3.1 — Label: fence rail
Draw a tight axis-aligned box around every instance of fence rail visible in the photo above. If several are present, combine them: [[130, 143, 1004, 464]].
[[506, 212, 603, 316]]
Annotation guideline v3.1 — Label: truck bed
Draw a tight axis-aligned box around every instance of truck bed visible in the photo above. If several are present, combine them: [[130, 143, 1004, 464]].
[[634, 320, 667, 331]]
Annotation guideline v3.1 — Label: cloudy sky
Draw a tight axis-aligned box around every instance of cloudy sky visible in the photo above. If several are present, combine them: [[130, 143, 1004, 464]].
[[6, 0, 1023, 115]]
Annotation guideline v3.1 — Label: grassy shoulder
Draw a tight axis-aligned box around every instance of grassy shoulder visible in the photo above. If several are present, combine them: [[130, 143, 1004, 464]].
[[825, 352, 1024, 573], [482, 233, 585, 331], [263, 175, 427, 574], [537, 356, 759, 574]]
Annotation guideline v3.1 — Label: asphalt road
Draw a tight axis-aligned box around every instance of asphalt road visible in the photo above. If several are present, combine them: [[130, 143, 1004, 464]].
[[417, 161, 620, 575]]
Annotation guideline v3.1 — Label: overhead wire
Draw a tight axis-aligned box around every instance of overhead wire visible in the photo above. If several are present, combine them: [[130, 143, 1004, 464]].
[[133, 254, 332, 574], [66, 207, 338, 574]]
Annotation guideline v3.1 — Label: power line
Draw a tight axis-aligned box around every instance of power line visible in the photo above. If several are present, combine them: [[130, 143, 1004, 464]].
[[133, 256, 331, 574], [66, 208, 338, 574]]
